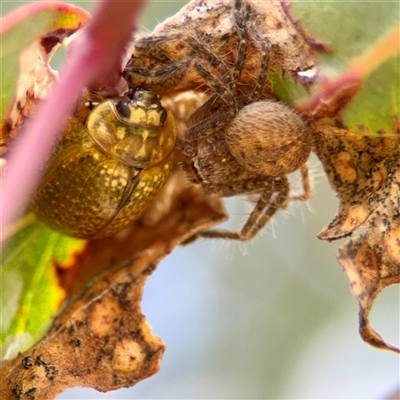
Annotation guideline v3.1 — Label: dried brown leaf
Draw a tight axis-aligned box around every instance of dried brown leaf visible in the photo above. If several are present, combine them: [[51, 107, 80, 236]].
[[338, 235, 400, 353], [313, 120, 400, 352], [313, 121, 400, 241], [127, 0, 317, 96], [0, 171, 227, 398]]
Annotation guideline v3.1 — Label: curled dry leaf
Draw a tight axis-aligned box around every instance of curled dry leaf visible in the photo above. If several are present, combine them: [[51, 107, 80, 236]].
[[0, 171, 227, 398], [126, 0, 317, 97], [1, 4, 90, 146], [312, 120, 400, 352]]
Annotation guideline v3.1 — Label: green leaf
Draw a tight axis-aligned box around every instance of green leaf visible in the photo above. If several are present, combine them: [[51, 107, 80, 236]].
[[269, 68, 308, 107], [291, 1, 400, 132], [343, 55, 399, 133], [292, 1, 398, 71], [1, 219, 84, 361]]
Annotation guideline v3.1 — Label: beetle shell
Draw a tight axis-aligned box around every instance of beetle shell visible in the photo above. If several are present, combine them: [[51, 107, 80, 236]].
[[33, 89, 177, 239]]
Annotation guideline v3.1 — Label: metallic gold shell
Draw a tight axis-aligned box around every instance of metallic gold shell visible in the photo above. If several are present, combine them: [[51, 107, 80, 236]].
[[33, 89, 176, 239]]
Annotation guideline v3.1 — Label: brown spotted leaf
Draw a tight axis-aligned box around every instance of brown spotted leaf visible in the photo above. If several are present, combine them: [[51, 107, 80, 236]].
[[313, 122, 400, 241], [293, 1, 400, 353], [312, 121, 400, 352], [0, 171, 227, 398], [338, 235, 400, 353]]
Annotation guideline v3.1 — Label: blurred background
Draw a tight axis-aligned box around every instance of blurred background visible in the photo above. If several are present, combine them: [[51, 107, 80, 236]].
[[2, 1, 399, 399]]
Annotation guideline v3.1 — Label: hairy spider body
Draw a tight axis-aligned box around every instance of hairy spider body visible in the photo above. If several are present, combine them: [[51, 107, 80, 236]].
[[123, 0, 316, 240], [190, 100, 310, 195], [183, 97, 311, 240]]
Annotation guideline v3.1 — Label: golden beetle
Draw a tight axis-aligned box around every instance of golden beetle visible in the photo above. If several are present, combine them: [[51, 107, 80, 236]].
[[33, 88, 177, 239]]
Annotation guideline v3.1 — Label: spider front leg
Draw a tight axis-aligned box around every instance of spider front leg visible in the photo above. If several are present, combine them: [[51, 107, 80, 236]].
[[244, 29, 270, 102], [198, 176, 290, 241], [125, 32, 238, 106], [231, 0, 252, 84], [186, 29, 271, 148], [186, 0, 253, 140]]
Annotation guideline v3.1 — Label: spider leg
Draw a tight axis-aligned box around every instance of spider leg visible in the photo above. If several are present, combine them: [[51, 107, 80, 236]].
[[185, 0, 252, 128], [184, 106, 236, 156], [186, 0, 252, 104], [185, 0, 252, 139], [231, 0, 252, 84], [243, 29, 270, 103], [184, 41, 246, 151], [125, 59, 191, 94], [198, 176, 290, 241], [127, 41, 240, 115], [134, 31, 183, 48], [124, 32, 190, 92], [127, 28, 240, 100], [193, 61, 239, 111], [187, 0, 252, 128], [188, 2, 272, 147], [187, 94, 221, 127], [290, 164, 311, 201]]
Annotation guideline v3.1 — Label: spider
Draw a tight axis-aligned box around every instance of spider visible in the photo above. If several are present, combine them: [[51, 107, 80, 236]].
[[123, 0, 315, 241]]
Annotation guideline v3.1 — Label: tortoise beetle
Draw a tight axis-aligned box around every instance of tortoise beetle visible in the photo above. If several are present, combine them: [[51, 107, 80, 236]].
[[33, 88, 177, 239]]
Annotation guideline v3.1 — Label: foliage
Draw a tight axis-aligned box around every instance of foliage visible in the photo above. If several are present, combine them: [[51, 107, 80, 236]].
[[0, 0, 399, 398]]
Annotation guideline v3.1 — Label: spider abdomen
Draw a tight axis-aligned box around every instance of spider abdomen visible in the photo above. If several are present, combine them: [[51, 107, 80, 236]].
[[224, 100, 311, 177]]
